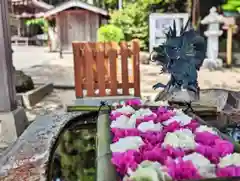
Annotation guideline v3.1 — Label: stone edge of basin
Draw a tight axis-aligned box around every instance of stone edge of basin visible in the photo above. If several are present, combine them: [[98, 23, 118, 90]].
[[17, 83, 54, 109], [0, 110, 95, 181]]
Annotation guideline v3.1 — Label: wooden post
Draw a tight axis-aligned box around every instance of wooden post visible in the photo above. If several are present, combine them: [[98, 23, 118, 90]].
[[226, 25, 233, 66], [0, 0, 17, 112]]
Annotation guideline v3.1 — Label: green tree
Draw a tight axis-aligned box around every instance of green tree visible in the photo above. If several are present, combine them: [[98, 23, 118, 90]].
[[110, 0, 185, 50], [97, 24, 124, 43]]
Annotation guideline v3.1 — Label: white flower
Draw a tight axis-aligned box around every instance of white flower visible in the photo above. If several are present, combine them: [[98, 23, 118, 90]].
[[162, 109, 192, 126], [134, 108, 155, 118], [195, 125, 218, 135], [218, 153, 240, 168], [110, 115, 136, 129], [127, 161, 171, 181], [137, 121, 163, 132], [110, 136, 144, 153], [163, 129, 196, 150], [182, 153, 216, 178], [112, 105, 135, 115]]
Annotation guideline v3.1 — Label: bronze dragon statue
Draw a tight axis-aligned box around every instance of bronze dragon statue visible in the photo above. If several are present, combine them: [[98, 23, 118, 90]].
[[151, 19, 207, 112]]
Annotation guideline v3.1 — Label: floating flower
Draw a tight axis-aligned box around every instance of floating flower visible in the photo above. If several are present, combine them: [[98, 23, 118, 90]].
[[196, 144, 220, 164], [163, 121, 181, 133], [137, 121, 163, 132], [111, 105, 136, 116], [111, 115, 136, 129], [166, 158, 202, 180], [127, 161, 171, 181], [182, 153, 216, 178], [110, 136, 144, 153], [195, 131, 220, 146], [112, 150, 139, 176], [162, 112, 192, 127], [162, 129, 196, 150], [195, 125, 218, 135], [109, 99, 239, 181], [216, 166, 240, 177], [111, 128, 140, 142], [140, 131, 165, 146], [218, 153, 240, 168], [214, 139, 234, 157], [125, 99, 143, 106], [183, 119, 200, 132]]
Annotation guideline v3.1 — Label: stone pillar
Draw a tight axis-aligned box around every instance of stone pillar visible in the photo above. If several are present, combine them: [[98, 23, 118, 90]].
[[201, 7, 224, 69], [0, 0, 28, 147]]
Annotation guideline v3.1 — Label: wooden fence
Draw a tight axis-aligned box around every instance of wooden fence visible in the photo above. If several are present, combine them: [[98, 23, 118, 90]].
[[72, 40, 140, 98]]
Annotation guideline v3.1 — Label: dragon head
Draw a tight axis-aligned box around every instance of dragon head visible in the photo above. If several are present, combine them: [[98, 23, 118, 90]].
[[151, 19, 206, 70]]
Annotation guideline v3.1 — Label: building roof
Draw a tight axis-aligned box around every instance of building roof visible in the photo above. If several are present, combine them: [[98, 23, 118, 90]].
[[44, 0, 108, 18], [10, 0, 53, 10]]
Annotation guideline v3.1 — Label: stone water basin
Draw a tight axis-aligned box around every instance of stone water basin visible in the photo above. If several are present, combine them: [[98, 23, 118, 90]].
[[0, 89, 239, 180]]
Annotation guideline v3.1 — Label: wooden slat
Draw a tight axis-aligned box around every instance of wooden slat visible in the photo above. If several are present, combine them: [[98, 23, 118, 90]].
[[120, 41, 129, 95], [72, 42, 83, 97], [82, 82, 134, 89], [96, 43, 106, 96], [104, 42, 112, 79], [131, 40, 141, 97], [84, 43, 95, 96], [88, 42, 98, 82], [108, 48, 118, 96]]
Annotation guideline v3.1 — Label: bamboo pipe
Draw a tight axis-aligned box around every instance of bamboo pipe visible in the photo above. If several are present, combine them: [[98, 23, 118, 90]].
[[96, 111, 117, 181]]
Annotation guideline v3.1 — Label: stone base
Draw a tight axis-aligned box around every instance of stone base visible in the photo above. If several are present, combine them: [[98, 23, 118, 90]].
[[202, 58, 223, 69], [0, 107, 28, 146]]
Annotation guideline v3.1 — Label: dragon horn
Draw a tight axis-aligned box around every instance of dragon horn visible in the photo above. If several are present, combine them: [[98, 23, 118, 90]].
[[181, 16, 192, 34], [173, 20, 177, 37]]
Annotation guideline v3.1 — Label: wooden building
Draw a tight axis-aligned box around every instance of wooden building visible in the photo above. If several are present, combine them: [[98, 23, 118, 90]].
[[44, 0, 109, 52], [9, 0, 53, 37]]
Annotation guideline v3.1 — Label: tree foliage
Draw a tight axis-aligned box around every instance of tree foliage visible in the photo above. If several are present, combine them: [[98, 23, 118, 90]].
[[109, 0, 186, 50], [97, 24, 124, 43], [25, 18, 49, 33]]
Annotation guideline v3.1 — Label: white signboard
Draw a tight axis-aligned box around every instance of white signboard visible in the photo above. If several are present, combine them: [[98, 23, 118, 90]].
[[149, 13, 189, 52]]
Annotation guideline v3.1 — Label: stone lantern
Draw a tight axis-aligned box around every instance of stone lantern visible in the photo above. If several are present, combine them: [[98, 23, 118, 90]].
[[201, 7, 224, 69]]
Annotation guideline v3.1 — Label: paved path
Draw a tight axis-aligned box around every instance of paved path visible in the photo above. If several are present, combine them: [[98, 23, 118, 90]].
[[13, 45, 240, 99]]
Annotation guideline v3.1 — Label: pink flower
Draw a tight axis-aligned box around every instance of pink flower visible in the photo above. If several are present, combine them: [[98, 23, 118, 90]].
[[111, 150, 139, 176], [163, 121, 181, 133], [214, 139, 234, 157], [195, 131, 220, 146], [135, 114, 158, 127], [196, 144, 220, 164], [125, 99, 142, 106], [166, 158, 202, 180], [110, 112, 132, 121], [111, 128, 140, 142], [184, 120, 199, 132], [217, 166, 240, 177], [140, 131, 165, 146], [164, 145, 185, 158], [140, 145, 167, 164], [156, 107, 175, 122]]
